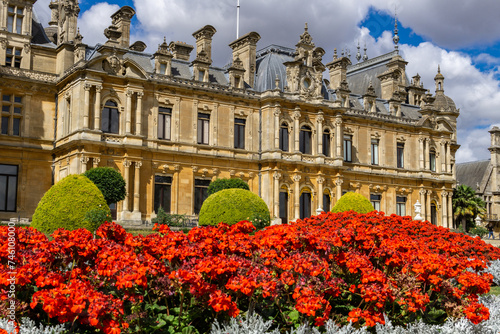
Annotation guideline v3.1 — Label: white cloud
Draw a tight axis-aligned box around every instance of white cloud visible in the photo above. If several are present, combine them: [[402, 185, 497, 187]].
[[78, 3, 120, 47]]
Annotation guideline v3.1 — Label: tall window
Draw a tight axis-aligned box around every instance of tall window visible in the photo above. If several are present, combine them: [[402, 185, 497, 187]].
[[343, 135, 352, 162], [299, 190, 311, 219], [5, 47, 22, 68], [7, 5, 23, 34], [194, 179, 210, 214], [370, 194, 381, 211], [397, 142, 404, 168], [0, 164, 17, 212], [322, 129, 331, 156], [279, 189, 288, 223], [396, 196, 406, 216], [279, 122, 289, 151], [101, 100, 119, 134], [234, 118, 246, 149], [197, 113, 210, 145], [299, 125, 312, 154], [431, 203, 437, 225], [1, 94, 22, 136], [154, 175, 172, 213], [323, 192, 331, 211], [158, 107, 172, 140], [371, 139, 379, 165], [430, 150, 436, 172]]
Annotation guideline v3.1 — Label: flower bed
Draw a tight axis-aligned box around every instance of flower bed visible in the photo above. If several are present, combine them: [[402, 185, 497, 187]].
[[1, 211, 500, 333]]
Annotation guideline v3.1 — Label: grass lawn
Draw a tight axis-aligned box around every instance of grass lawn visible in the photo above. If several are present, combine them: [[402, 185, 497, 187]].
[[489, 286, 500, 295]]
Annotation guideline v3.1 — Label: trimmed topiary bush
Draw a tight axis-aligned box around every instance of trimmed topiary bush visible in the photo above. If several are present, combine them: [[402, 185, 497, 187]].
[[83, 167, 126, 205], [199, 189, 270, 227], [207, 178, 250, 196], [31, 174, 110, 234], [331, 192, 374, 214]]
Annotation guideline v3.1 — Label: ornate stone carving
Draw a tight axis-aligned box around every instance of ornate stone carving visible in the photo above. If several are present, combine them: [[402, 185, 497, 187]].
[[292, 174, 301, 182], [317, 176, 325, 184], [273, 171, 282, 180]]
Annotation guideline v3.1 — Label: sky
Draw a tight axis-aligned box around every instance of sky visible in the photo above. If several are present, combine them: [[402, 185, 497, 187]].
[[33, 0, 500, 164]]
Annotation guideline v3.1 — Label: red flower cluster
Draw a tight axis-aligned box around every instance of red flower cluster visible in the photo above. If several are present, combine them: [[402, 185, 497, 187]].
[[1, 211, 499, 332]]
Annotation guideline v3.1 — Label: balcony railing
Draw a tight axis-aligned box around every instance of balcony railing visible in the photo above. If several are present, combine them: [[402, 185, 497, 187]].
[[484, 214, 499, 221]]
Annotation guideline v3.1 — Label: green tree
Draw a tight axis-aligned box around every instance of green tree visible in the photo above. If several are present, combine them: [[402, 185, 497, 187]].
[[83, 167, 126, 205], [207, 178, 249, 196], [452, 184, 485, 232]]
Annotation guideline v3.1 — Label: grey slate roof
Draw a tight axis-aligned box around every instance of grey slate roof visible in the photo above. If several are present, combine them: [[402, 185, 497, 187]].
[[456, 160, 491, 191], [254, 45, 295, 92]]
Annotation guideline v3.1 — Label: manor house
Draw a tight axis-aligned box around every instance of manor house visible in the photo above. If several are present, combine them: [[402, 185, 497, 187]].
[[0, 1, 459, 226]]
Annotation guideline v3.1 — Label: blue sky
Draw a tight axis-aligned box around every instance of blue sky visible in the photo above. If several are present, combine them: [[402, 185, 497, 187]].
[[34, 0, 500, 163]]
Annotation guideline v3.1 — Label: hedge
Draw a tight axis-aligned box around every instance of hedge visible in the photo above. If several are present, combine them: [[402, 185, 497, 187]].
[[331, 192, 374, 214]]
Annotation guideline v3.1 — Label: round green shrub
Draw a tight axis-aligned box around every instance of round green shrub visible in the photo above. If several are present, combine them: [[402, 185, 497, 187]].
[[199, 189, 270, 227], [31, 174, 110, 234], [83, 167, 126, 205], [207, 178, 250, 196], [331, 192, 374, 214]]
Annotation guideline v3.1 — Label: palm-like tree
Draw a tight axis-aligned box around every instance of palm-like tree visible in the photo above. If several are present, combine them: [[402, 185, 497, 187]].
[[452, 184, 486, 232]]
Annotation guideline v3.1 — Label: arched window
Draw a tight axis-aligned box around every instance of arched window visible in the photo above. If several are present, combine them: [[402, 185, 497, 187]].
[[322, 129, 331, 157], [323, 190, 331, 212], [300, 189, 311, 219], [279, 122, 289, 152], [101, 100, 119, 134], [299, 125, 312, 154]]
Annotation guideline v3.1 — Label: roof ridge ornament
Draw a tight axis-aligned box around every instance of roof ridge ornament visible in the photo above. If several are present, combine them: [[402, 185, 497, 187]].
[[363, 42, 368, 61], [393, 7, 400, 54], [356, 41, 361, 63]]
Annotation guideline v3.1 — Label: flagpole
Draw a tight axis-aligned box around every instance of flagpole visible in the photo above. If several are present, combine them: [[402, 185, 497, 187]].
[[236, 0, 240, 39]]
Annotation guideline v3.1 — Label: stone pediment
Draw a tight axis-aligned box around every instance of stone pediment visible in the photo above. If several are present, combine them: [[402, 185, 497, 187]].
[[86, 54, 149, 79]]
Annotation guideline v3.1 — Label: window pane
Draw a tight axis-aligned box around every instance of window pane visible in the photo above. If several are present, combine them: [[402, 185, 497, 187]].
[[7, 16, 13, 32], [1, 117, 8, 134], [110, 109, 119, 134], [279, 191, 288, 223], [101, 108, 110, 132], [164, 115, 171, 140], [0, 176, 6, 211], [3, 95, 10, 102], [13, 107, 21, 114], [300, 192, 311, 219], [158, 114, 164, 139], [0, 165, 17, 175], [7, 176, 16, 211], [203, 119, 209, 144], [155, 175, 173, 184], [16, 17, 22, 34], [7, 6, 14, 13], [13, 96, 21, 103], [280, 126, 289, 151], [323, 193, 330, 211], [197, 119, 203, 143], [12, 118, 19, 135]]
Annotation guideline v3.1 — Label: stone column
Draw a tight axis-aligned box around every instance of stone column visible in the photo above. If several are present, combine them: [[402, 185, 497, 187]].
[[122, 160, 131, 213], [133, 161, 142, 213], [293, 108, 301, 152], [441, 190, 448, 228], [94, 85, 102, 130], [317, 112, 324, 155], [440, 141, 446, 173], [126, 90, 133, 134], [273, 171, 281, 221], [293, 174, 301, 220], [426, 190, 432, 222], [83, 83, 91, 129], [419, 138, 425, 170], [80, 156, 89, 173], [419, 189, 426, 221], [335, 177, 343, 202], [317, 176, 325, 211], [335, 117, 343, 159], [92, 157, 100, 168], [135, 92, 143, 135], [424, 139, 430, 170], [274, 107, 281, 150], [448, 193, 453, 228], [446, 142, 451, 173]]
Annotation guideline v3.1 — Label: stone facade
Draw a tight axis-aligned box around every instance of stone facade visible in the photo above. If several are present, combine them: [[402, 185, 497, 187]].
[[0, 2, 459, 227]]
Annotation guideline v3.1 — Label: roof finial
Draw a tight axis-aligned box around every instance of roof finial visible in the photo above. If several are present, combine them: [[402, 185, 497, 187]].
[[393, 6, 399, 54], [355, 40, 361, 62], [438, 64, 441, 73], [363, 42, 368, 61], [333, 48, 338, 59], [304, 22, 308, 32]]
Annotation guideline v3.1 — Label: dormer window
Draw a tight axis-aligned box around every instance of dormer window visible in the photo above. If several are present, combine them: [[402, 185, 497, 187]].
[[7, 5, 24, 34], [198, 70, 205, 82]]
